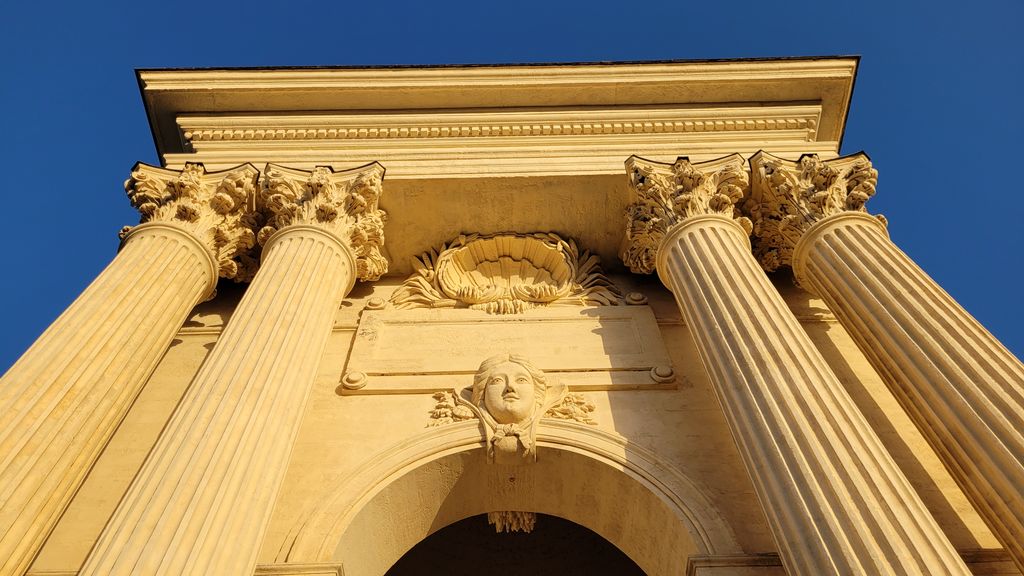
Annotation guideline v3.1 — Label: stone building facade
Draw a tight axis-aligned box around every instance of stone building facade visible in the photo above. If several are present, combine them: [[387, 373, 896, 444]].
[[1, 58, 1022, 576]]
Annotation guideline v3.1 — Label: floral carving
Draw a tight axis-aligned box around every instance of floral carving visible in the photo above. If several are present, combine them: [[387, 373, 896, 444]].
[[428, 389, 597, 428], [621, 154, 750, 274], [123, 163, 261, 282], [746, 151, 885, 272], [392, 233, 621, 314], [544, 393, 597, 425], [427, 391, 476, 427], [259, 163, 388, 281]]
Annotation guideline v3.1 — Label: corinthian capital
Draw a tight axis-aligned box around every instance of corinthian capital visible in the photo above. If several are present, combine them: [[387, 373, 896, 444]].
[[123, 162, 261, 281], [259, 163, 388, 281], [747, 151, 885, 272], [621, 154, 750, 274]]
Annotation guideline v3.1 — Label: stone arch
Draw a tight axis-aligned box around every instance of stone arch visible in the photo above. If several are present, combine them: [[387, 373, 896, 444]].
[[278, 420, 740, 576]]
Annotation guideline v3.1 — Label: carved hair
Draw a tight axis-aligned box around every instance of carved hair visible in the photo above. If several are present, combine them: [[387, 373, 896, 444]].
[[471, 353, 548, 410]]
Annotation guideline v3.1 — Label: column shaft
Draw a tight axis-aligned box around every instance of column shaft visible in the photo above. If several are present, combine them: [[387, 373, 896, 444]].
[[80, 226, 354, 576], [0, 224, 216, 575], [661, 215, 970, 575], [795, 212, 1024, 569]]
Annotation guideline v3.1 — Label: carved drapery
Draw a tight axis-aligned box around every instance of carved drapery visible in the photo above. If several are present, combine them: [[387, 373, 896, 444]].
[[623, 154, 970, 576], [749, 151, 1024, 570], [80, 163, 385, 576], [0, 163, 259, 575], [391, 232, 621, 314]]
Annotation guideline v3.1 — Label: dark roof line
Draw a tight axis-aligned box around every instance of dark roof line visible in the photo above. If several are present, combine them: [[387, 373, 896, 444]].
[[134, 54, 860, 74]]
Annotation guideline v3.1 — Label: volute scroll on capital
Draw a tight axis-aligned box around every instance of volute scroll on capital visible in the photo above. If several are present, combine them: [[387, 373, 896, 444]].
[[120, 162, 262, 282], [746, 151, 887, 272], [621, 154, 751, 275], [259, 162, 388, 282]]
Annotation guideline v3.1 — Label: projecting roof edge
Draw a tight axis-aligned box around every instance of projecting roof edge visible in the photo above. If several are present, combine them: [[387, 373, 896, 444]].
[[137, 56, 859, 162]]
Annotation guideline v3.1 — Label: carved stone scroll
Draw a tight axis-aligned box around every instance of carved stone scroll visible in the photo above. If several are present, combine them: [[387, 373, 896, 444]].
[[621, 154, 750, 274], [391, 232, 621, 314], [746, 151, 885, 271], [122, 162, 261, 281], [260, 163, 388, 281]]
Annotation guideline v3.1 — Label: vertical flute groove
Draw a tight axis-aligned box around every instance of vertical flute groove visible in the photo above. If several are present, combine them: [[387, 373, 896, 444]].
[[0, 227, 215, 576], [81, 227, 355, 576], [796, 213, 1024, 569], [658, 216, 969, 576]]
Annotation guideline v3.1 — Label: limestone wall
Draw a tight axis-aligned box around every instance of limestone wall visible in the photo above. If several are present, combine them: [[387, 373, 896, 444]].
[[28, 273, 1005, 575]]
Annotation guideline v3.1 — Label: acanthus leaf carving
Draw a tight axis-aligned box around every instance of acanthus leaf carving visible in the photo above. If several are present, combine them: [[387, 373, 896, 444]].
[[392, 232, 621, 314], [124, 162, 261, 282], [621, 154, 750, 274], [487, 511, 536, 533], [259, 163, 388, 281], [746, 151, 884, 272]]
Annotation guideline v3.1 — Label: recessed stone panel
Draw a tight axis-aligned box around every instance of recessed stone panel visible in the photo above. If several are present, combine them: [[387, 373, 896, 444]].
[[341, 306, 674, 394]]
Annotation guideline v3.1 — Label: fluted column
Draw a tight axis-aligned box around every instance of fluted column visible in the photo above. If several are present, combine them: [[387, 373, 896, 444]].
[[749, 151, 1024, 570], [622, 155, 970, 575], [0, 163, 258, 576], [81, 162, 387, 576]]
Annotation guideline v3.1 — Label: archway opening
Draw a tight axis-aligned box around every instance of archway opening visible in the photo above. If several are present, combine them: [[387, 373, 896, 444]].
[[384, 513, 646, 575], [285, 422, 739, 575]]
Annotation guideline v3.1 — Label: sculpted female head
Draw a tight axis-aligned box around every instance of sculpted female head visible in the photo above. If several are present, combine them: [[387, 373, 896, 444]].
[[471, 354, 547, 425]]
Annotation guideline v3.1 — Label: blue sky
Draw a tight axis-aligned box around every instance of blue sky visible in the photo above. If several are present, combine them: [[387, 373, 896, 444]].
[[0, 0, 1021, 371]]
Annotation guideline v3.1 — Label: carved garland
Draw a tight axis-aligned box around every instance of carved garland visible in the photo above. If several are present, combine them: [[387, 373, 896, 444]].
[[621, 155, 751, 274], [391, 232, 621, 314], [746, 152, 885, 272]]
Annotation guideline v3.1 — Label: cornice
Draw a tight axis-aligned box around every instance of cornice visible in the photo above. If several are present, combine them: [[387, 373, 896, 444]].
[[139, 59, 857, 91], [139, 58, 856, 178]]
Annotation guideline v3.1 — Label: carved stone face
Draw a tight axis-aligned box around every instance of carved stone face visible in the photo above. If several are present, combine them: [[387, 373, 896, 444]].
[[483, 361, 537, 424]]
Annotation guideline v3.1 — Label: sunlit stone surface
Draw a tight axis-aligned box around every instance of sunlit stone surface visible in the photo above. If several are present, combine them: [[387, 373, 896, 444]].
[[4, 59, 1019, 576]]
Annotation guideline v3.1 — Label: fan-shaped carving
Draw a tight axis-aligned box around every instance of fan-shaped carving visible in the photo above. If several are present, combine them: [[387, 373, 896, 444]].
[[391, 233, 621, 314]]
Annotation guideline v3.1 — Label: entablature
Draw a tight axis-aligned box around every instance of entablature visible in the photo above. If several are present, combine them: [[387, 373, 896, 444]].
[[140, 58, 856, 178]]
